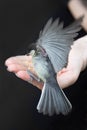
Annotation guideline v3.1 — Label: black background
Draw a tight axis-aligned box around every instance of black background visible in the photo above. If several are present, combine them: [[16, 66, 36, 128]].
[[0, 0, 87, 130]]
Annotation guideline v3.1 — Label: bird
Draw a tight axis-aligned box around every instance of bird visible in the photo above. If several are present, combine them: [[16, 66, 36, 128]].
[[27, 17, 83, 116]]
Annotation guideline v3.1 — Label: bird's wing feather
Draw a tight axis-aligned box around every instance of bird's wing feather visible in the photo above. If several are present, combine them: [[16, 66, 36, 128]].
[[37, 17, 82, 72]]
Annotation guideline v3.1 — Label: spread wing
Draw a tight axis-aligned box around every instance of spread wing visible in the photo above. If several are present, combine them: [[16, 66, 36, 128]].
[[36, 17, 83, 72]]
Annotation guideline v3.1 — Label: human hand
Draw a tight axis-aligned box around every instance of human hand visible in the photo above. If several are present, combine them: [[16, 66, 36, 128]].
[[5, 35, 87, 90], [5, 55, 44, 90], [57, 35, 87, 88]]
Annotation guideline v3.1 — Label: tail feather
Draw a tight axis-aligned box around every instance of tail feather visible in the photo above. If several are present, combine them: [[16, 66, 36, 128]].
[[52, 88, 60, 114], [37, 84, 46, 113], [37, 82, 72, 116], [42, 86, 48, 115]]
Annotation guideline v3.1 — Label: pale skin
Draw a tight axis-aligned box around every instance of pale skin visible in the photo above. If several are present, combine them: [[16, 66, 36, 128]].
[[68, 0, 87, 32], [5, 35, 87, 90], [5, 0, 87, 90]]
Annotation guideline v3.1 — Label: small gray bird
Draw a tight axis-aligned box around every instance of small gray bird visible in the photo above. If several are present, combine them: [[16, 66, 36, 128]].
[[27, 17, 83, 116]]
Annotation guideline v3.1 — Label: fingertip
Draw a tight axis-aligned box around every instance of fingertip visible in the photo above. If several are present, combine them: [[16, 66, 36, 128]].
[[5, 59, 10, 66], [5, 57, 14, 66]]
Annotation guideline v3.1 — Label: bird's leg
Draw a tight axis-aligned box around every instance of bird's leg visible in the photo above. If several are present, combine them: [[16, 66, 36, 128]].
[[27, 70, 41, 82]]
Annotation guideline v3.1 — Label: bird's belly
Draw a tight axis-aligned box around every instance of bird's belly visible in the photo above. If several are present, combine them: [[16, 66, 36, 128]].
[[33, 61, 50, 82]]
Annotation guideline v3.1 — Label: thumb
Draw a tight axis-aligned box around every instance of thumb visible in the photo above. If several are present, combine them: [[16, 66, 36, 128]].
[[57, 67, 78, 89]]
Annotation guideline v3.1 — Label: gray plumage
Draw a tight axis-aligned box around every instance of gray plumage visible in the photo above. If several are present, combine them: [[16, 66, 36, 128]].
[[36, 17, 82, 72], [28, 17, 83, 116], [32, 53, 72, 115]]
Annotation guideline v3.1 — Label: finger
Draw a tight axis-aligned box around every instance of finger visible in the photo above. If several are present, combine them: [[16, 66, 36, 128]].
[[7, 64, 27, 73], [58, 68, 68, 76], [28, 79, 43, 90], [5, 55, 32, 66], [15, 70, 30, 81], [16, 71, 43, 90], [57, 69, 78, 89], [5, 55, 43, 90]]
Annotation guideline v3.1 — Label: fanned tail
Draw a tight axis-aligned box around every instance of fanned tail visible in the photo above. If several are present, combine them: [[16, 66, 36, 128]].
[[37, 82, 72, 116]]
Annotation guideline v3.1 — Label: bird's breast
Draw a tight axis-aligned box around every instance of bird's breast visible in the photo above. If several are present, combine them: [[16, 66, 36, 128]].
[[32, 56, 51, 82]]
